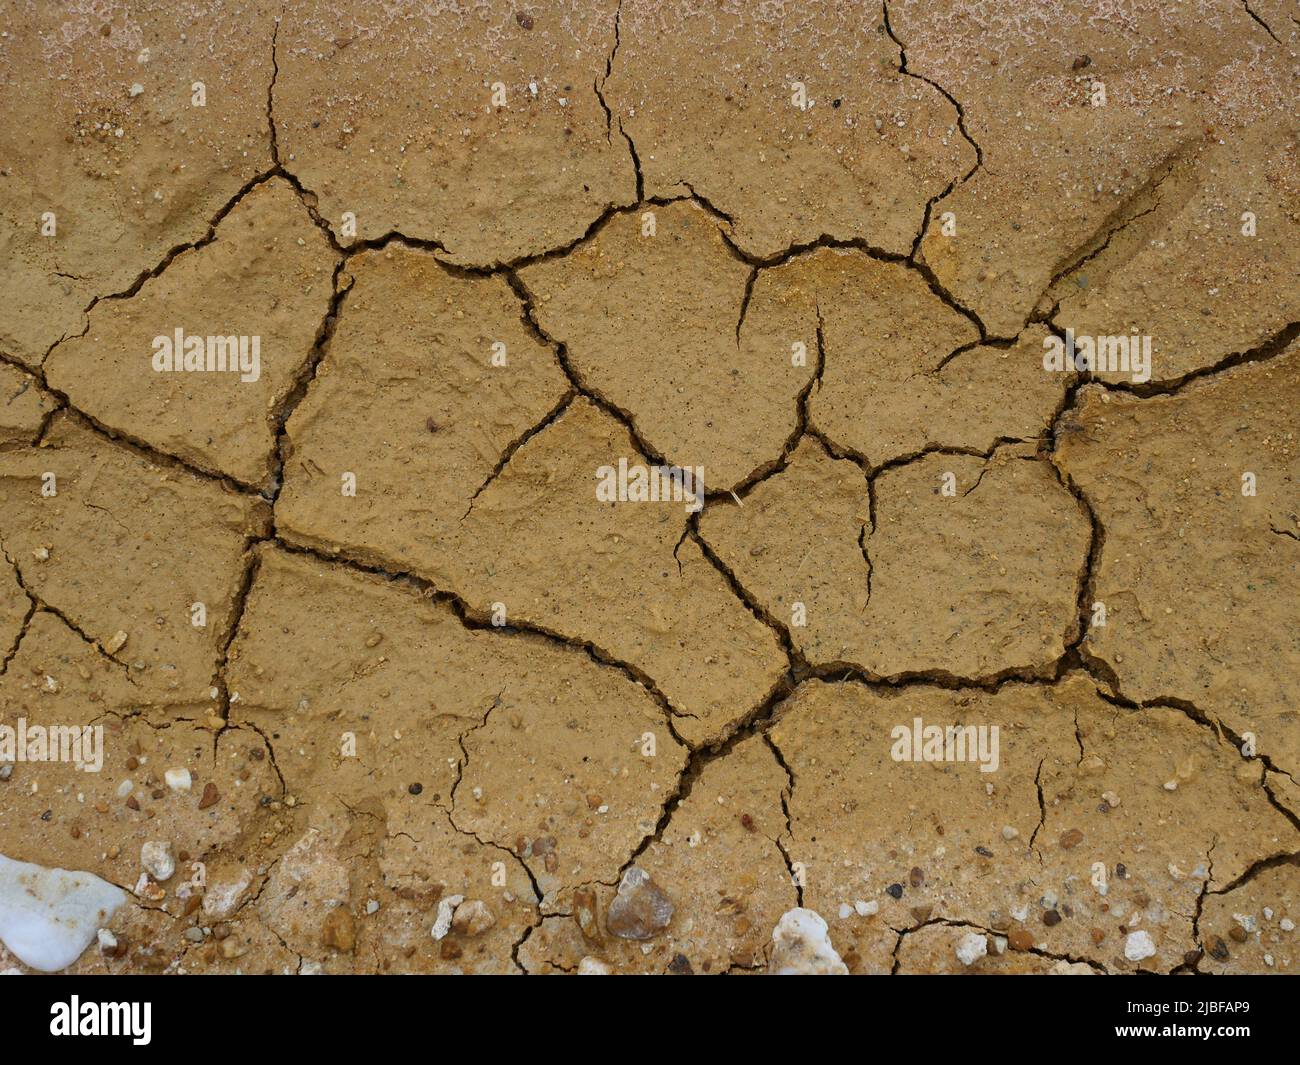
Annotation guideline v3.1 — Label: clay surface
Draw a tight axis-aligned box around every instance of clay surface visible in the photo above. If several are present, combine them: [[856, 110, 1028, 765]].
[[1, 1, 1296, 977]]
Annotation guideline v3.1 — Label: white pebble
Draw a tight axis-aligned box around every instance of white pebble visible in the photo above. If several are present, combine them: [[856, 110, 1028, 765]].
[[163, 768, 191, 792], [955, 931, 988, 966], [1124, 930, 1156, 962], [431, 894, 463, 941], [140, 841, 175, 882]]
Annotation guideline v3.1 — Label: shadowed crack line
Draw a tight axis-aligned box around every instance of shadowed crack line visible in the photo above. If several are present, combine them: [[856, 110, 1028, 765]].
[[1242, 1, 1282, 43], [609, 666, 805, 893], [763, 732, 803, 908], [0, 537, 135, 681], [1080, 319, 1300, 398], [504, 268, 674, 470], [594, 0, 623, 145], [892, 917, 1108, 974], [880, 1, 984, 262], [463, 389, 578, 519], [262, 536, 693, 749]]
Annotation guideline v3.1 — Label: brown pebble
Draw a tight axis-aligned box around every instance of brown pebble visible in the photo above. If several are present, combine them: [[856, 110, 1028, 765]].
[[70, 826, 81, 839], [1207, 935, 1230, 961], [1072, 55, 1092, 70], [321, 907, 356, 952], [1059, 828, 1084, 850], [1229, 925, 1248, 943], [909, 866, 924, 888], [1091, 927, 1105, 944], [515, 11, 534, 30], [739, 813, 755, 833], [439, 939, 462, 960], [125, 756, 139, 771], [125, 795, 140, 811], [1043, 910, 1061, 926], [910, 904, 933, 923], [573, 886, 604, 945], [183, 895, 202, 917], [1007, 928, 1034, 951], [198, 782, 220, 809], [1184, 949, 1203, 966]]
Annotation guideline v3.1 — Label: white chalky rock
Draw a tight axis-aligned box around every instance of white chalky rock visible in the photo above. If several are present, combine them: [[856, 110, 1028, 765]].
[[202, 867, 254, 919], [955, 931, 988, 967], [768, 908, 848, 975], [431, 894, 464, 941], [1124, 930, 1157, 962], [577, 955, 611, 974], [164, 768, 192, 792], [140, 841, 175, 882], [0, 854, 127, 972], [1050, 960, 1096, 975], [956, 931, 982, 972]]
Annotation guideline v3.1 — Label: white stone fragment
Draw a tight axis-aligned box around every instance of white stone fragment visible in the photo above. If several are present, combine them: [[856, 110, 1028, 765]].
[[164, 767, 192, 792], [431, 894, 463, 941], [1124, 930, 1157, 962], [202, 867, 253, 919], [0, 853, 127, 972], [140, 841, 174, 882], [955, 931, 988, 967], [768, 908, 848, 975]]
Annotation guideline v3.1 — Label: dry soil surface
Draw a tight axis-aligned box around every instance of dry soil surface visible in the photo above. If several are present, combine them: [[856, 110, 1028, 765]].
[[0, 0, 1297, 976]]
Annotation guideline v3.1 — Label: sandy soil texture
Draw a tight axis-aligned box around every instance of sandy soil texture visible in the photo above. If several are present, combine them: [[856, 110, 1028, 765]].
[[0, 0, 1297, 976]]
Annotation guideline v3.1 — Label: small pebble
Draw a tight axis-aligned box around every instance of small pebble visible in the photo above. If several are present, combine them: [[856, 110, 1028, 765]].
[[955, 931, 988, 967], [1124, 930, 1157, 962], [164, 767, 192, 792], [140, 840, 175, 881], [1059, 828, 1084, 850]]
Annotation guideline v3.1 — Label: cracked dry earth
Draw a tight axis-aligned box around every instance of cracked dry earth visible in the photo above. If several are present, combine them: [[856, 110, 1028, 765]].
[[0, 0, 1297, 978]]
